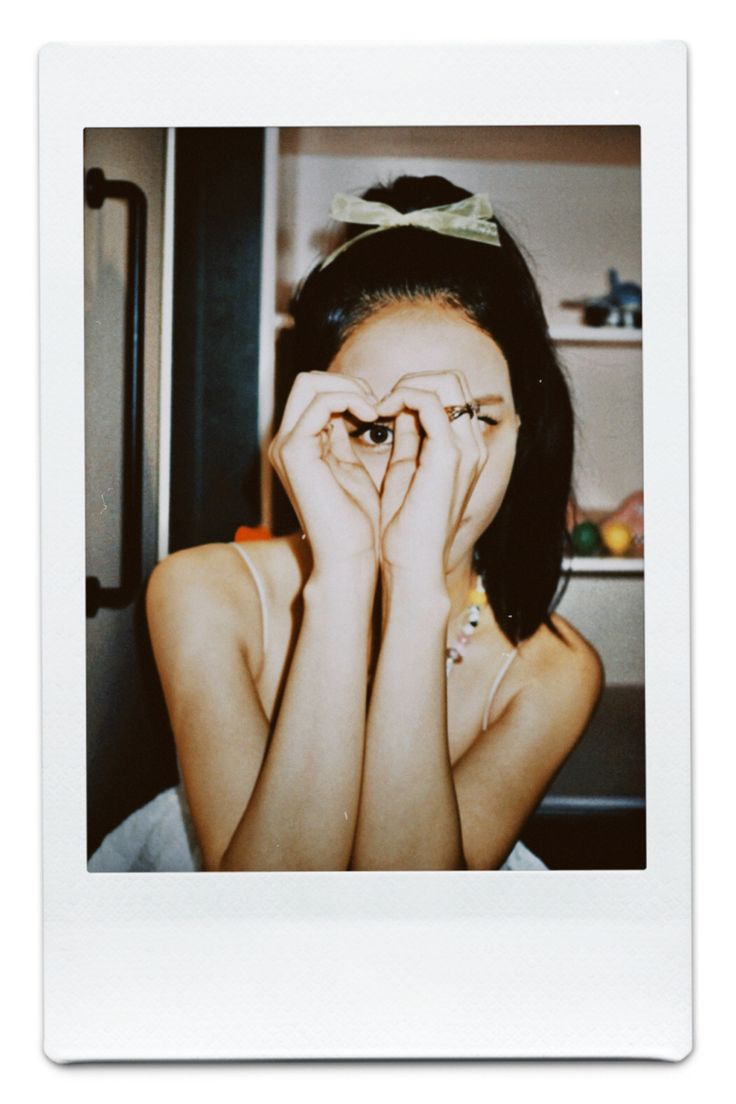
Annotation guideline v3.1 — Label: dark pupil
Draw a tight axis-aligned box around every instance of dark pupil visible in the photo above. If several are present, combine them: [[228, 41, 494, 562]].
[[368, 423, 391, 444]]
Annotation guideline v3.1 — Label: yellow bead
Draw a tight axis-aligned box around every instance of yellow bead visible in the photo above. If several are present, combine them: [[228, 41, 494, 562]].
[[469, 588, 487, 607], [601, 520, 632, 556]]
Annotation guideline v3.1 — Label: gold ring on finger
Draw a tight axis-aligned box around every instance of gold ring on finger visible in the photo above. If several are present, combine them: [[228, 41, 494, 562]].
[[445, 401, 479, 422]]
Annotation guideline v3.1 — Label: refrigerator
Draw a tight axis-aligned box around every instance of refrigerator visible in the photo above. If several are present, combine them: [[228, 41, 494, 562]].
[[84, 127, 273, 856]]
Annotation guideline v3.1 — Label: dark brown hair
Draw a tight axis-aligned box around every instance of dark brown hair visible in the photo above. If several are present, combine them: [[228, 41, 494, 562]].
[[290, 174, 574, 645]]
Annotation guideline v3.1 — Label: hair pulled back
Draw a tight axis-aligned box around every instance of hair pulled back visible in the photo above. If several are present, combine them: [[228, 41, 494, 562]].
[[289, 175, 574, 645]]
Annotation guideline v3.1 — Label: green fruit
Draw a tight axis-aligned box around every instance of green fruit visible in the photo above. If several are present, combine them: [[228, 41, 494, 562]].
[[571, 521, 602, 555]]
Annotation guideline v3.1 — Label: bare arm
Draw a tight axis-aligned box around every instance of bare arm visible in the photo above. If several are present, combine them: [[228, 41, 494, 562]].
[[220, 561, 376, 871], [145, 545, 271, 872], [350, 572, 464, 870], [454, 629, 604, 869], [349, 377, 486, 870], [344, 369, 602, 871], [147, 546, 377, 872], [147, 373, 385, 872], [351, 602, 604, 872]]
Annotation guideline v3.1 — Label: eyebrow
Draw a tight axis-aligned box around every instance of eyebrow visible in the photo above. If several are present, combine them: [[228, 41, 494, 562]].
[[473, 393, 506, 405]]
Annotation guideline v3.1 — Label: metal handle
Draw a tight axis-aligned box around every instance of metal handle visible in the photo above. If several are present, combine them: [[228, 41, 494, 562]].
[[85, 168, 148, 617]]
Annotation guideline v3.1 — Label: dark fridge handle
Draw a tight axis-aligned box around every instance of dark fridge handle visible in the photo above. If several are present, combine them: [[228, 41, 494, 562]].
[[85, 167, 148, 618]]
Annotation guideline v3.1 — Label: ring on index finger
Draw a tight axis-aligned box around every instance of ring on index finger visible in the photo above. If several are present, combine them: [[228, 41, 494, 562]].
[[445, 401, 479, 422]]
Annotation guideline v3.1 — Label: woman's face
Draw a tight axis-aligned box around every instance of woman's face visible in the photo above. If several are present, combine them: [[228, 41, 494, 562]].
[[327, 301, 521, 568]]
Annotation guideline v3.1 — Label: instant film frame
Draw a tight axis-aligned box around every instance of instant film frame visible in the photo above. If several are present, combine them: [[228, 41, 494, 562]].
[[84, 123, 647, 871], [40, 43, 691, 1060]]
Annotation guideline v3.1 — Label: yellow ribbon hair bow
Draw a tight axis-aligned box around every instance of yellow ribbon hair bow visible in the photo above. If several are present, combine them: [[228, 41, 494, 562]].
[[319, 191, 501, 270]]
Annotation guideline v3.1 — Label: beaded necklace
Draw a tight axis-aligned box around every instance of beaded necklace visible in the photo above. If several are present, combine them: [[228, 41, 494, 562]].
[[365, 572, 488, 687], [446, 573, 488, 678]]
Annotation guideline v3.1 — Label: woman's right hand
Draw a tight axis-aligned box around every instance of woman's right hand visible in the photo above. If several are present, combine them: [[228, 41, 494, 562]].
[[268, 371, 382, 572]]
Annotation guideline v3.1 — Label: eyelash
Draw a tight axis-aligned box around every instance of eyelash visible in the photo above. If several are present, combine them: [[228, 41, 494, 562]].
[[347, 421, 394, 448], [347, 414, 500, 448]]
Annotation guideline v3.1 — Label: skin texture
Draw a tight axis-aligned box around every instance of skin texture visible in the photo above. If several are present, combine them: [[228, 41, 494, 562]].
[[146, 302, 604, 871], [328, 301, 521, 608]]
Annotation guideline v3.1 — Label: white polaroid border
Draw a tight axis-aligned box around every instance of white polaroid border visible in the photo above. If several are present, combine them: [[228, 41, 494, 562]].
[[40, 42, 691, 1061]]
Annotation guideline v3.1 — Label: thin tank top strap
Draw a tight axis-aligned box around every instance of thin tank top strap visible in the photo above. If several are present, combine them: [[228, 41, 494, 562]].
[[481, 649, 518, 731], [229, 541, 269, 662]]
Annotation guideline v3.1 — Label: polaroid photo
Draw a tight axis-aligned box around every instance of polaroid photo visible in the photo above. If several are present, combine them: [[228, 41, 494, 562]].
[[40, 42, 691, 1060]]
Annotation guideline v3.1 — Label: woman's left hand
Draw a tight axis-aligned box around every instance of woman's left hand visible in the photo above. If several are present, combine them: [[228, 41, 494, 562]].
[[375, 370, 488, 583]]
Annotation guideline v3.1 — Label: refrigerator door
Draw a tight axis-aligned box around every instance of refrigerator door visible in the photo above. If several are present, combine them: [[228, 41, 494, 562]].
[[84, 128, 175, 857], [169, 128, 265, 551], [85, 128, 268, 860]]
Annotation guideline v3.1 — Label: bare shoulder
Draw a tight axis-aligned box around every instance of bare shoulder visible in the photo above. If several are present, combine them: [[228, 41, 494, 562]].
[[455, 616, 605, 870], [146, 534, 310, 664], [226, 532, 312, 609], [488, 613, 605, 759], [543, 613, 604, 686], [147, 541, 249, 619], [519, 613, 604, 739], [149, 534, 307, 604]]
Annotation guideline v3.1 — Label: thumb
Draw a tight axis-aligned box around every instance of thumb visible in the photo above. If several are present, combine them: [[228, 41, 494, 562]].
[[326, 451, 379, 509], [381, 410, 420, 525], [390, 408, 421, 467]]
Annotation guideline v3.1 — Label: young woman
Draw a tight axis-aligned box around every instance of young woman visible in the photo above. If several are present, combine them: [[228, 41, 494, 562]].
[[90, 175, 603, 873]]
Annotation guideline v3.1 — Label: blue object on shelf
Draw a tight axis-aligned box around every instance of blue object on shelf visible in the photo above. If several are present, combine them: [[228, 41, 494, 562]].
[[584, 268, 642, 328]]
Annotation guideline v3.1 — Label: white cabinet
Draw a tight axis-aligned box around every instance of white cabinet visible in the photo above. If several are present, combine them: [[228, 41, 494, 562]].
[[556, 328, 644, 579]]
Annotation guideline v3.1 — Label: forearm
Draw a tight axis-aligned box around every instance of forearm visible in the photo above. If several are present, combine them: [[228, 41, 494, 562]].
[[221, 562, 376, 871], [351, 572, 465, 870]]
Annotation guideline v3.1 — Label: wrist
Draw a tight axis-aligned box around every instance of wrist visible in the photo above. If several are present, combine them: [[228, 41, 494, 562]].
[[305, 559, 378, 609], [380, 561, 450, 604], [380, 572, 452, 631]]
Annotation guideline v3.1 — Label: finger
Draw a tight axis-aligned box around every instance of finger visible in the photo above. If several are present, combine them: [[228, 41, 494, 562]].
[[276, 393, 378, 518], [423, 368, 484, 467], [279, 372, 376, 436], [386, 371, 482, 466], [331, 372, 377, 403], [350, 375, 378, 397], [324, 448, 379, 510], [389, 368, 472, 409], [289, 391, 379, 446], [268, 443, 307, 533], [450, 371, 488, 491], [389, 408, 421, 465], [434, 372, 486, 514], [391, 368, 469, 390], [386, 369, 467, 405], [375, 386, 456, 449], [450, 369, 485, 462], [328, 421, 384, 483], [327, 413, 359, 464], [381, 409, 420, 518]]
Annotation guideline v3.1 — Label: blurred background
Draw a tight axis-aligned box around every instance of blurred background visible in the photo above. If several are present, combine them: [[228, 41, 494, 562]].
[[84, 125, 644, 867]]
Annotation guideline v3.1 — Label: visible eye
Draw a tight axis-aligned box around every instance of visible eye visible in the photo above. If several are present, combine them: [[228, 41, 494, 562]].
[[347, 420, 395, 450], [478, 415, 500, 428]]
